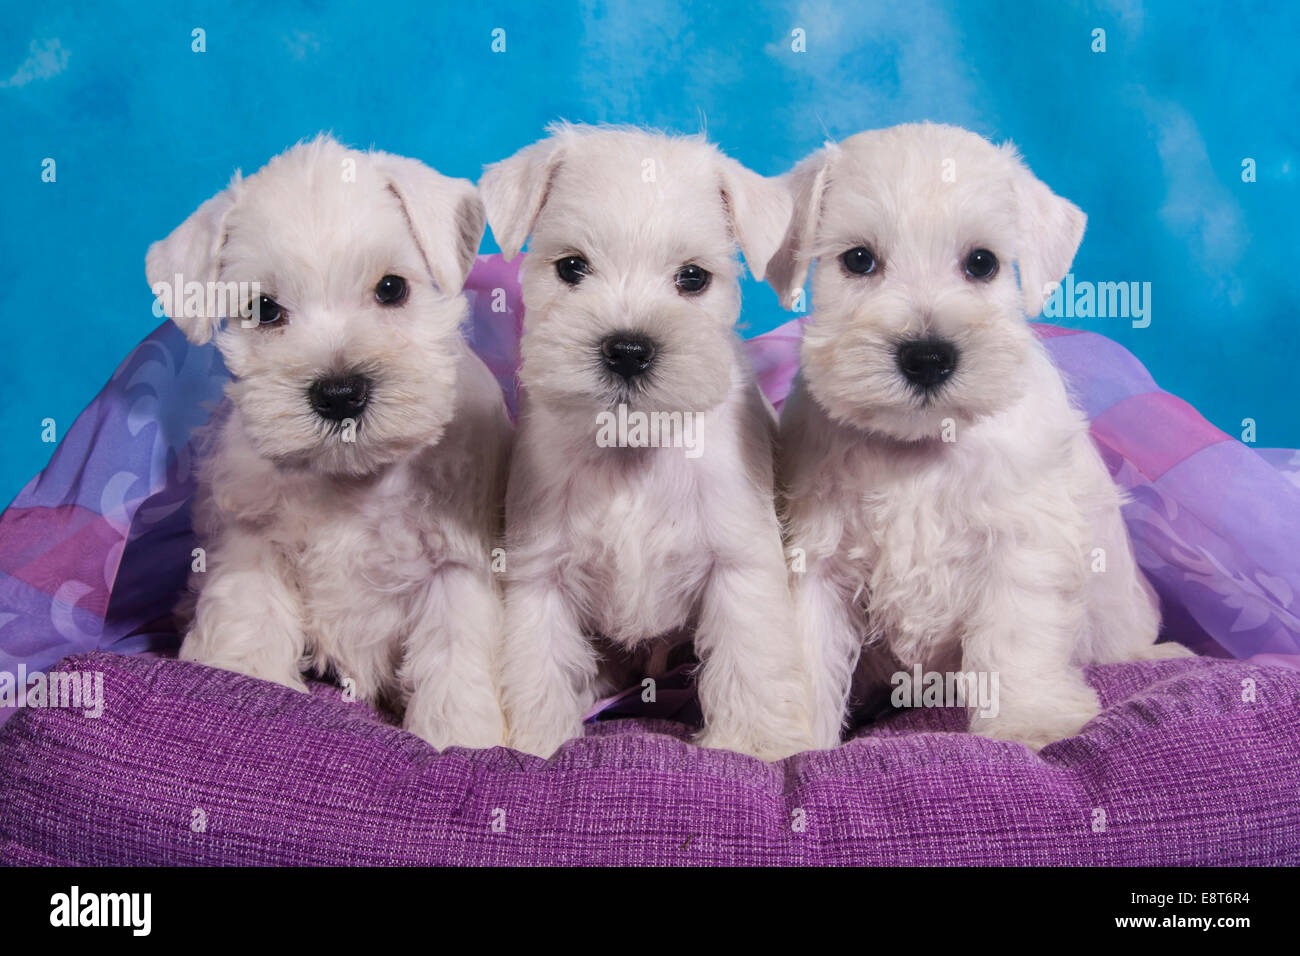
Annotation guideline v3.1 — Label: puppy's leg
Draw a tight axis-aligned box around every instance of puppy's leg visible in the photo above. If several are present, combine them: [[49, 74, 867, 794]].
[[694, 558, 814, 760], [1098, 562, 1193, 661], [963, 549, 1100, 750], [498, 576, 598, 758], [180, 530, 307, 691], [1130, 639, 1196, 660], [1084, 493, 1194, 662], [401, 565, 506, 750], [792, 563, 863, 749]]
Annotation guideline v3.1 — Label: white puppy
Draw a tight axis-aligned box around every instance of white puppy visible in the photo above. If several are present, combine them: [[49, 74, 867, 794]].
[[480, 124, 813, 760], [768, 123, 1189, 751], [147, 136, 510, 749]]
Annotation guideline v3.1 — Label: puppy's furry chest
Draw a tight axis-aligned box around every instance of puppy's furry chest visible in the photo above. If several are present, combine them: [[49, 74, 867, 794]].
[[201, 458, 450, 615], [565, 460, 714, 646], [287, 484, 447, 601], [828, 426, 1093, 668], [831, 445, 1010, 665]]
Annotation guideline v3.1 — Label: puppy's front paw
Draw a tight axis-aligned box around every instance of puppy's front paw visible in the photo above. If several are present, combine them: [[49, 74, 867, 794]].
[[404, 710, 505, 751], [969, 686, 1101, 751], [1133, 641, 1196, 661], [272, 671, 310, 694], [181, 647, 309, 694], [506, 723, 583, 760], [694, 727, 811, 762], [240, 666, 308, 694]]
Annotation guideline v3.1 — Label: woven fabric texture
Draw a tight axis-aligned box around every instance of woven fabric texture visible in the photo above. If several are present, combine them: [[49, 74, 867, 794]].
[[1, 651, 1296, 865]]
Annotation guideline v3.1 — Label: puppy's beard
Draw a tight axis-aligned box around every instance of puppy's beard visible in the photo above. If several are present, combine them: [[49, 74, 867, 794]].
[[802, 308, 1032, 443], [518, 304, 734, 416], [229, 368, 456, 478]]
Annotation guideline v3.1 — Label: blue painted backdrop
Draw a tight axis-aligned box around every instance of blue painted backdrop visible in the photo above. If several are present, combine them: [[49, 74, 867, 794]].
[[1, 0, 1296, 505]]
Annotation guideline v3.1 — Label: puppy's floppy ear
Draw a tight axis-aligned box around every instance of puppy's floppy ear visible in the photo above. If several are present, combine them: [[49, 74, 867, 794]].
[[377, 153, 486, 296], [478, 137, 564, 261], [766, 148, 833, 310], [145, 175, 240, 345], [1010, 153, 1086, 318], [716, 156, 793, 283]]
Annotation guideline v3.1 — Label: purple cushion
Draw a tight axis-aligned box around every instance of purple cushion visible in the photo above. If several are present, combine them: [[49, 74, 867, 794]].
[[2, 651, 1296, 865]]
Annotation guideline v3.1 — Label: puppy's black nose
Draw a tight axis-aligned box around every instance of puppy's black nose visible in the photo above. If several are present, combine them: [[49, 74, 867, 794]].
[[308, 374, 370, 421], [896, 339, 957, 388], [600, 334, 657, 379]]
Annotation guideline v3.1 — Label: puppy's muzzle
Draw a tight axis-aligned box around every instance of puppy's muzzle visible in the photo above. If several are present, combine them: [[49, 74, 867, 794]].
[[896, 339, 957, 389], [308, 374, 371, 421], [600, 334, 657, 380]]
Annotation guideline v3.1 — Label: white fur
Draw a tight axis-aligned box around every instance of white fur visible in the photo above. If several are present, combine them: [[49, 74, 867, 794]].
[[769, 123, 1190, 751], [147, 136, 511, 749], [481, 124, 814, 760]]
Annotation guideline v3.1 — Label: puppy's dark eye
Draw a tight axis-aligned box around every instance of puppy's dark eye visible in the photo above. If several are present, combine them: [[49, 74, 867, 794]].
[[556, 256, 590, 285], [841, 246, 877, 275], [249, 296, 284, 326], [964, 249, 998, 280], [375, 274, 408, 305], [674, 264, 711, 295]]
